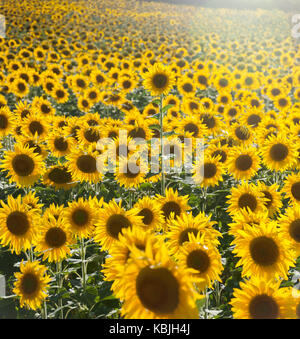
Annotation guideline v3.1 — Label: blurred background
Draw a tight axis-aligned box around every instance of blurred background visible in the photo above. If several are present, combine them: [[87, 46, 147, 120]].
[[141, 0, 299, 11]]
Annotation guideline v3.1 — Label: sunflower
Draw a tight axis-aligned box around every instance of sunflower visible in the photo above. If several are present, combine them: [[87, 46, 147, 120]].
[[13, 260, 51, 310], [278, 205, 300, 257], [0, 195, 38, 254], [241, 107, 263, 129], [14, 100, 32, 120], [229, 122, 253, 146], [62, 197, 98, 239], [22, 113, 50, 141], [178, 114, 207, 140], [232, 221, 295, 280], [260, 133, 298, 172], [102, 227, 160, 300], [228, 208, 270, 239], [43, 203, 65, 223], [166, 212, 221, 255], [176, 232, 223, 291], [66, 146, 102, 184], [155, 188, 190, 224], [83, 87, 101, 105], [230, 277, 292, 319], [43, 164, 76, 190], [213, 74, 232, 93], [12, 78, 29, 98], [76, 124, 101, 146], [93, 199, 143, 251], [177, 76, 196, 97], [282, 173, 300, 206], [34, 215, 74, 263], [115, 156, 148, 188], [273, 95, 291, 111], [47, 132, 73, 158], [192, 154, 225, 188], [195, 70, 210, 90], [143, 63, 175, 97], [206, 143, 229, 165], [77, 95, 92, 113], [120, 240, 199, 319], [256, 182, 282, 217], [226, 182, 268, 216], [226, 146, 260, 181], [1, 143, 45, 187], [22, 191, 43, 215], [199, 112, 224, 137], [51, 85, 69, 104], [133, 196, 164, 231], [31, 97, 55, 117], [0, 106, 15, 137]]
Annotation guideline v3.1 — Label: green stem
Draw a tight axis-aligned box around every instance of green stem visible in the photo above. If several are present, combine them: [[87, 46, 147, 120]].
[[159, 94, 165, 195], [80, 238, 87, 291], [57, 261, 64, 319], [41, 300, 48, 319]]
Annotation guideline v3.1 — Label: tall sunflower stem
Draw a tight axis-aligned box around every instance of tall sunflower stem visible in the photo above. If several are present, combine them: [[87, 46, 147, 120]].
[[41, 300, 48, 319], [159, 94, 165, 195], [80, 238, 87, 291], [56, 261, 64, 319], [202, 187, 207, 212], [204, 288, 209, 319]]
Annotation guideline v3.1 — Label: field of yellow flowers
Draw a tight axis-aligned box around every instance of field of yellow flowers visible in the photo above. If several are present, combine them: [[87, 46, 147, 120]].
[[0, 0, 300, 319]]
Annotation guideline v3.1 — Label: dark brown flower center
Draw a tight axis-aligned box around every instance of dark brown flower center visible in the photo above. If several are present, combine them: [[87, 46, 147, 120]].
[[106, 214, 131, 239], [238, 193, 257, 212], [152, 73, 168, 89], [48, 167, 72, 184], [203, 163, 217, 178], [162, 201, 181, 219], [289, 219, 300, 243], [179, 228, 199, 245], [12, 154, 35, 176], [45, 227, 67, 248], [72, 209, 89, 227], [136, 266, 179, 314], [76, 155, 97, 173], [249, 236, 279, 266], [54, 137, 68, 152], [138, 208, 154, 225], [187, 249, 210, 273], [235, 154, 253, 171], [6, 211, 30, 236], [269, 143, 288, 161], [21, 273, 39, 295], [249, 294, 279, 319], [291, 182, 300, 201]]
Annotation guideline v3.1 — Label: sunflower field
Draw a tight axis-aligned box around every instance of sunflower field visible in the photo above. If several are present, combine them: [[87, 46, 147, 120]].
[[0, 0, 300, 320]]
